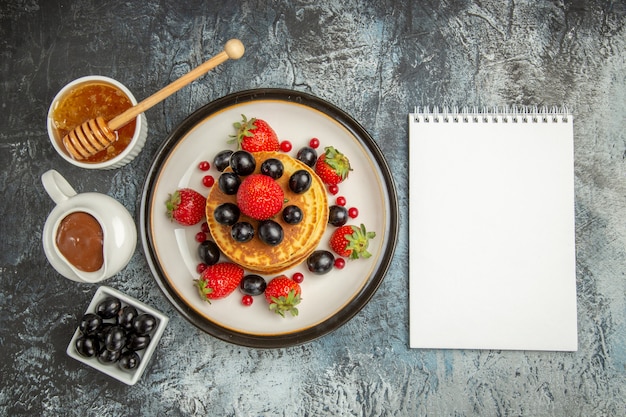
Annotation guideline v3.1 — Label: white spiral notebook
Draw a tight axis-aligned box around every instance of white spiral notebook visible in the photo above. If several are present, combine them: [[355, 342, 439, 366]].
[[409, 106, 577, 351]]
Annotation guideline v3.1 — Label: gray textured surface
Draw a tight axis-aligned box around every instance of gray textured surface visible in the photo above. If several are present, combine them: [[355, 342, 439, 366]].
[[1, 0, 626, 415]]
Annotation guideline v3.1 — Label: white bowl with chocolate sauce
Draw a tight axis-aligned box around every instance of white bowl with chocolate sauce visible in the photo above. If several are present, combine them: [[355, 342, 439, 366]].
[[47, 76, 148, 170], [41, 170, 137, 282]]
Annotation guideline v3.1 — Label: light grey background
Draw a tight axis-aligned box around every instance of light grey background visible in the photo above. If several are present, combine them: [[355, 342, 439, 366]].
[[1, 1, 625, 415]]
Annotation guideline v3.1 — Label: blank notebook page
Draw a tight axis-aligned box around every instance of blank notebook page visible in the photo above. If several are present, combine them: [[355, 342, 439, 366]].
[[408, 109, 577, 351]]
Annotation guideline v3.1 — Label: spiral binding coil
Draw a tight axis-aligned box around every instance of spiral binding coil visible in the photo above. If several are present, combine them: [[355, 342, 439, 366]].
[[413, 105, 571, 124]]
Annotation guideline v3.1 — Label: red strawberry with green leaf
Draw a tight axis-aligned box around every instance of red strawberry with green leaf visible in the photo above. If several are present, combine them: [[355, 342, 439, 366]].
[[236, 174, 284, 220], [329, 224, 376, 259], [230, 114, 280, 152], [165, 188, 206, 226], [264, 275, 301, 317], [195, 262, 244, 303], [314, 146, 352, 186]]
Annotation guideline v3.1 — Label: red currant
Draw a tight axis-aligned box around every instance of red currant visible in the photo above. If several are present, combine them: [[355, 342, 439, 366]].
[[336, 196, 347, 206], [196, 263, 207, 273], [328, 184, 339, 195], [280, 140, 293, 152], [348, 207, 359, 218], [242, 295, 253, 306], [309, 138, 320, 149], [195, 231, 207, 243], [292, 272, 304, 283], [198, 161, 210, 171], [334, 258, 346, 269], [202, 175, 215, 187], [201, 222, 209, 233]]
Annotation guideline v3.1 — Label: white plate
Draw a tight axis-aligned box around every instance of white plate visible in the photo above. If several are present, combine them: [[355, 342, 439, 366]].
[[140, 89, 398, 347]]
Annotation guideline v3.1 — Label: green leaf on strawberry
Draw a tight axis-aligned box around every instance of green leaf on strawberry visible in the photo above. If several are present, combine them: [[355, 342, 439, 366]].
[[165, 188, 206, 226], [265, 276, 301, 317], [315, 146, 352, 186], [329, 224, 376, 259], [229, 114, 280, 152], [269, 289, 300, 318], [194, 262, 244, 303]]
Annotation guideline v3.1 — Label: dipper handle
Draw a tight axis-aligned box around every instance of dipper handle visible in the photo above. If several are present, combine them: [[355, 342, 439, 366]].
[[62, 39, 245, 160], [109, 39, 245, 130]]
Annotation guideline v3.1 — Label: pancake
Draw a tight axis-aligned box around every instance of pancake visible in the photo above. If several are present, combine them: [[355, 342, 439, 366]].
[[206, 151, 328, 274]]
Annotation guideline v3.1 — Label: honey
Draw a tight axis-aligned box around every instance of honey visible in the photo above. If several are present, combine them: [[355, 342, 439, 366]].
[[55, 211, 104, 272], [51, 82, 136, 163]]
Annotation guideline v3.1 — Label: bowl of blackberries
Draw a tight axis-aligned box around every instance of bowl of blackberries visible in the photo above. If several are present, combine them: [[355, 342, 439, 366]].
[[66, 286, 169, 385]]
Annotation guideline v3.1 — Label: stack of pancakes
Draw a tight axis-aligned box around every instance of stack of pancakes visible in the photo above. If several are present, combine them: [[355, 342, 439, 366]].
[[206, 151, 328, 274]]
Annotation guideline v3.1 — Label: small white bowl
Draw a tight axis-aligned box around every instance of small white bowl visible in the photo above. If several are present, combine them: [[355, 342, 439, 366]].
[[67, 286, 169, 385], [47, 76, 148, 170]]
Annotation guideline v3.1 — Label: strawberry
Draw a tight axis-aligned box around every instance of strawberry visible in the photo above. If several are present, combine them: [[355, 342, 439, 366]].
[[236, 174, 284, 220], [264, 275, 301, 317], [165, 188, 206, 226], [194, 262, 244, 303], [314, 146, 352, 186], [329, 224, 376, 259], [230, 114, 280, 152]]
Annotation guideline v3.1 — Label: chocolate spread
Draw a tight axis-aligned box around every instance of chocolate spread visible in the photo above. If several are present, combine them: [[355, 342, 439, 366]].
[[55, 211, 104, 272]]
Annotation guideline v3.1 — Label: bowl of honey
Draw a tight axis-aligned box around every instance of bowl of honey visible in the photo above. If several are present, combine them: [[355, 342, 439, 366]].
[[47, 76, 148, 170]]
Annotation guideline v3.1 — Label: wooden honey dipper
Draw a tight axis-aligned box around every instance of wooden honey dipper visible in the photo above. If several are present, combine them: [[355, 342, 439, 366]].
[[62, 39, 245, 160]]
